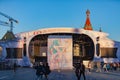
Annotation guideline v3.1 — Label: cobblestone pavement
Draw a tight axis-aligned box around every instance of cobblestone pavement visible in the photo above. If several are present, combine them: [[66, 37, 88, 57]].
[[0, 68, 120, 80]]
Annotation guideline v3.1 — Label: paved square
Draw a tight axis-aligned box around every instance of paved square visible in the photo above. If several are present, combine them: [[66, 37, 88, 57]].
[[0, 68, 120, 80]]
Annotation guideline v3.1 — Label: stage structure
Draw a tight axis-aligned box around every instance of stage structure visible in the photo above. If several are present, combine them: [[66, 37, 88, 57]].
[[0, 10, 120, 69]]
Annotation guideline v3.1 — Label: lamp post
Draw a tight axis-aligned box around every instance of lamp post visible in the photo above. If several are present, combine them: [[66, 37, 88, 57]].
[[23, 37, 26, 56], [96, 36, 100, 56], [96, 36, 99, 42]]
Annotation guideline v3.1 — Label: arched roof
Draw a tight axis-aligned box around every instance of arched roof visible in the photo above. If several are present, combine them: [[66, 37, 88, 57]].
[[15, 27, 108, 40]]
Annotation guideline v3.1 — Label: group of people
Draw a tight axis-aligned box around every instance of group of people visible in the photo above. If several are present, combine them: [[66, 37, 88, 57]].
[[13, 60, 120, 80], [34, 62, 51, 80], [34, 61, 86, 80], [87, 61, 120, 72], [103, 63, 118, 72]]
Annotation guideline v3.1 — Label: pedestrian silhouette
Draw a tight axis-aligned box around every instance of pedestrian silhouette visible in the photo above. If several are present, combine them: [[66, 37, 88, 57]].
[[13, 63, 17, 73], [34, 62, 44, 80], [75, 61, 86, 80], [43, 62, 51, 80], [75, 63, 81, 80]]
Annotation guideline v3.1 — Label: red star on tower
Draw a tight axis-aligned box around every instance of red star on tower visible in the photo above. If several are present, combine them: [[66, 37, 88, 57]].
[[84, 9, 93, 30]]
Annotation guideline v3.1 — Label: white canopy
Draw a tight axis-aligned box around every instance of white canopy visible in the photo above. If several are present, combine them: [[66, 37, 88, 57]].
[[103, 58, 119, 63]]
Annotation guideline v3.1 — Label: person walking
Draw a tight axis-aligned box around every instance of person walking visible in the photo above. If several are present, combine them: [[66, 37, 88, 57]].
[[43, 62, 51, 80], [34, 62, 44, 80], [88, 61, 91, 73], [79, 62, 86, 80], [13, 63, 17, 73], [75, 61, 86, 80], [75, 63, 81, 80]]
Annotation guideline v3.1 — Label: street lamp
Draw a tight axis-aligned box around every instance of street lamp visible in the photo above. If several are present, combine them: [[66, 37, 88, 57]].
[[23, 37, 26, 56], [96, 36, 99, 42], [96, 36, 100, 56]]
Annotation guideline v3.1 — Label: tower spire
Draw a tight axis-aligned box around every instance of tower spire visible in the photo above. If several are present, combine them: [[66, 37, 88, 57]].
[[84, 9, 93, 30]]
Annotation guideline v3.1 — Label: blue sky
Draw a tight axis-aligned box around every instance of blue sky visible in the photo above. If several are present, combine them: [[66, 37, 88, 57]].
[[0, 0, 120, 41]]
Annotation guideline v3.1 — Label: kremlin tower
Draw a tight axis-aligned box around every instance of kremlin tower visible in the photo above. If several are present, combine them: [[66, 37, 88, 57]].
[[84, 9, 93, 30]]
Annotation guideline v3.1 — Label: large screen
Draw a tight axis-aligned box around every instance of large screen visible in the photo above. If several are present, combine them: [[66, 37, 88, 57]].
[[48, 35, 73, 70], [100, 48, 117, 58], [6, 48, 22, 58]]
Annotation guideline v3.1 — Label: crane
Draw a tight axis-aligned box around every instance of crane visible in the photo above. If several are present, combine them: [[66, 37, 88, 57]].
[[0, 11, 18, 32], [0, 20, 10, 26]]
